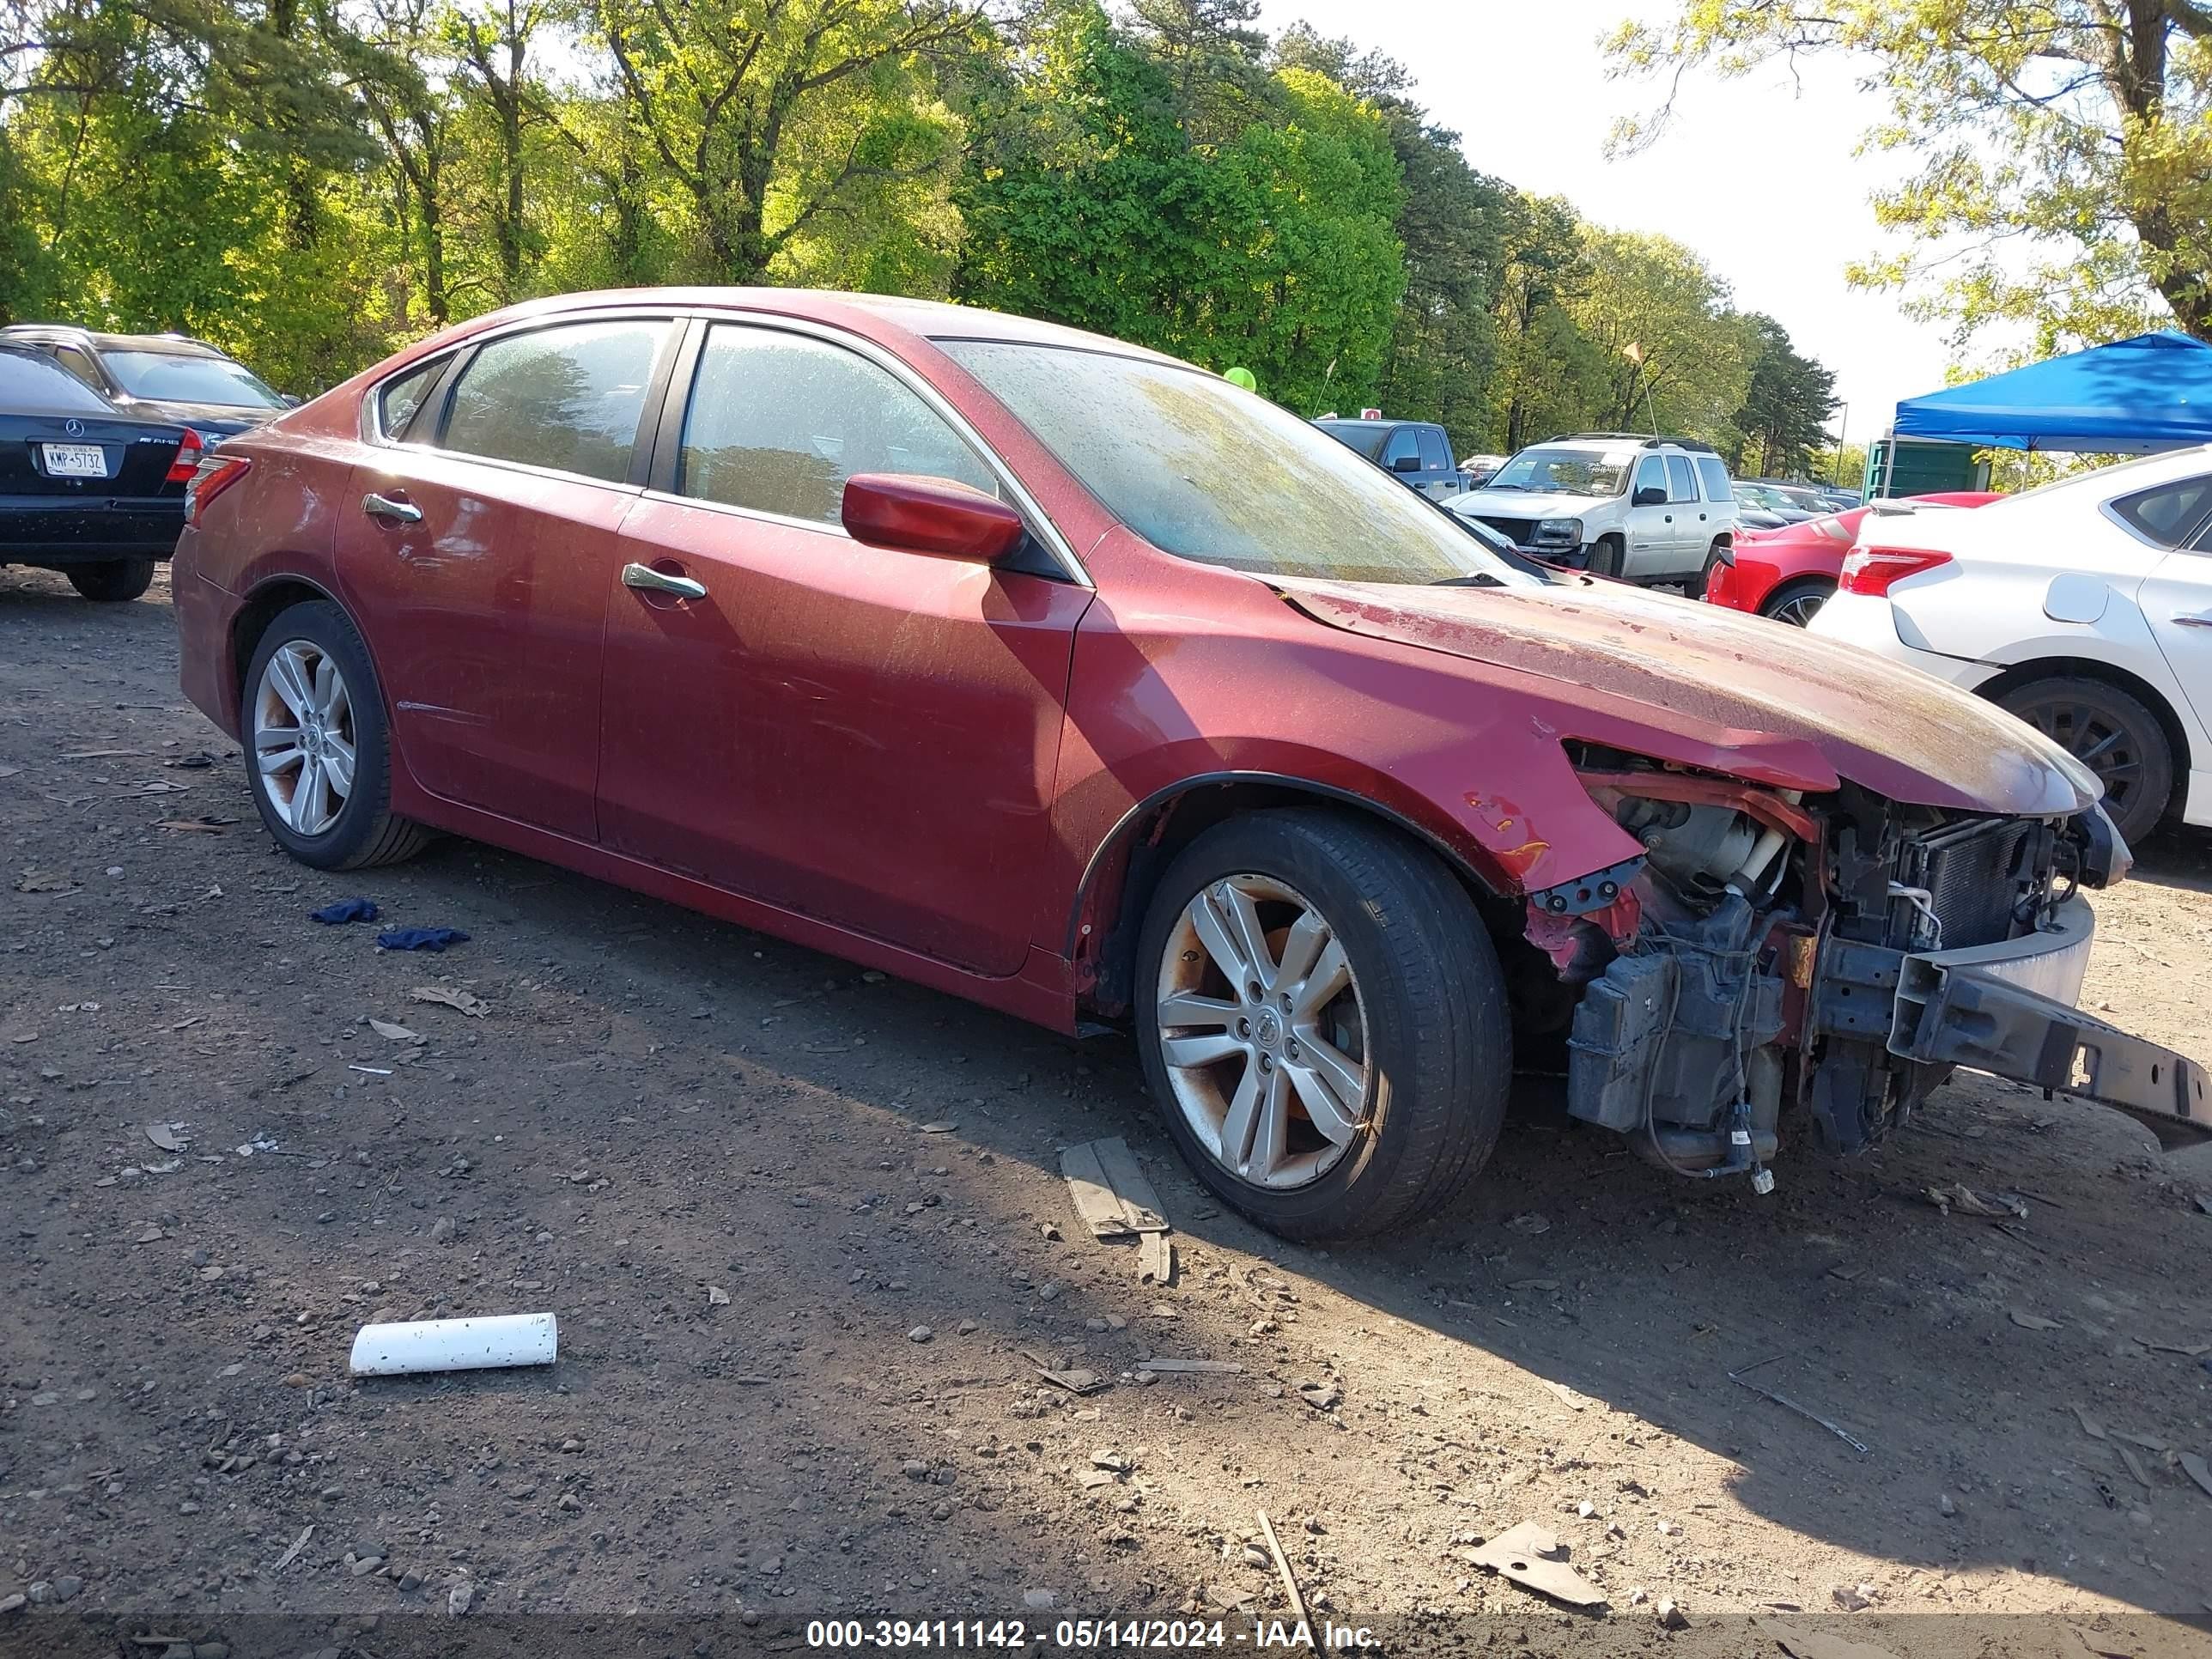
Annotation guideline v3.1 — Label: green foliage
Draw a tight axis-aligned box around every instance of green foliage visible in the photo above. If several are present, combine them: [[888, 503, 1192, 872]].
[[1609, 0, 2212, 349], [0, 0, 1832, 472], [1731, 313, 1838, 476]]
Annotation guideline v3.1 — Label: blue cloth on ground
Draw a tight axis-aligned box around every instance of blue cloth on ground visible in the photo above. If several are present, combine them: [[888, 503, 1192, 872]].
[[310, 897, 380, 925], [376, 927, 470, 952]]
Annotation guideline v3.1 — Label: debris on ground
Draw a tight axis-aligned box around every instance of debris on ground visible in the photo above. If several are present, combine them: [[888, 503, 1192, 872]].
[[1036, 1367, 1106, 1395], [311, 896, 380, 924], [1467, 1521, 1606, 1607], [1656, 1597, 1688, 1630], [377, 926, 471, 951], [2182, 1451, 2212, 1501], [1831, 1583, 1875, 1612], [349, 1311, 559, 1376], [368, 1017, 420, 1041], [143, 1122, 186, 1152], [1728, 1355, 1871, 1455], [1756, 1617, 1902, 1659], [1926, 1183, 2027, 1219], [410, 984, 489, 1017], [15, 868, 73, 893], [1298, 1380, 1341, 1411], [1541, 1379, 1591, 1411], [270, 1525, 314, 1573], [1140, 1358, 1243, 1374], [2010, 1310, 2063, 1331], [1254, 1509, 1309, 1626]]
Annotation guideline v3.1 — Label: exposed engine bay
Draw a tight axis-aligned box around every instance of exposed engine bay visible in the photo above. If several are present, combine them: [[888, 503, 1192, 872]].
[[1522, 744, 2189, 1186]]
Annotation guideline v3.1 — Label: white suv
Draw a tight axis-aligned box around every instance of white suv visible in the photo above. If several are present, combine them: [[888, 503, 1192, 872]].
[[1440, 434, 1740, 584], [1810, 447, 2212, 846]]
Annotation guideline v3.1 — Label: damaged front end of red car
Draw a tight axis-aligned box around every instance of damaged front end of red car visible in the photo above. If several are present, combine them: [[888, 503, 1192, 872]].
[[1521, 748, 2207, 1185]]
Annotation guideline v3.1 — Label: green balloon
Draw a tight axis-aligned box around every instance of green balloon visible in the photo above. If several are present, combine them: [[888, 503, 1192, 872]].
[[1224, 367, 1257, 392]]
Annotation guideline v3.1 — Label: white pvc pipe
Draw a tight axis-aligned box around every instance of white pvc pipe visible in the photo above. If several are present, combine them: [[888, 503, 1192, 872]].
[[349, 1312, 558, 1376]]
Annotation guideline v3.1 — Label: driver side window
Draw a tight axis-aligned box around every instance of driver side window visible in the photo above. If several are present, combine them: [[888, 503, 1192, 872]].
[[677, 325, 1000, 525]]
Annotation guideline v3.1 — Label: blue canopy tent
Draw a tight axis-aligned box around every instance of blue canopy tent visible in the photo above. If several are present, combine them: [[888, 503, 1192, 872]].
[[1891, 329, 2212, 454]]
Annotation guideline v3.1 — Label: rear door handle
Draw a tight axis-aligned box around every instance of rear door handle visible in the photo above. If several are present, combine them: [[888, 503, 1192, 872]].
[[2174, 611, 2212, 628], [622, 562, 707, 601], [362, 491, 422, 525]]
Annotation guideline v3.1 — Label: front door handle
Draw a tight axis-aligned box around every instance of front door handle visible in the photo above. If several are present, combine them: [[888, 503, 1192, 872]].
[[362, 491, 422, 525], [2175, 612, 2212, 629], [622, 562, 707, 601]]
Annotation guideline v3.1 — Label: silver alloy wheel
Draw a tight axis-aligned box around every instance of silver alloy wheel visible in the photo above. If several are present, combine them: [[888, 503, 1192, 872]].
[[1770, 589, 1828, 628], [1154, 873, 1371, 1189], [252, 640, 356, 837]]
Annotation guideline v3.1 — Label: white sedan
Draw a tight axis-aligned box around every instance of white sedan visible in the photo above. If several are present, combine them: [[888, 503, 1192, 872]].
[[1810, 447, 2212, 846]]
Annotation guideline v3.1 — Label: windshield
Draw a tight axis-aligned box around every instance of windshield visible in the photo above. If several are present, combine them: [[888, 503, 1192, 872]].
[[1482, 446, 1632, 497], [103, 349, 281, 408], [936, 341, 1534, 587]]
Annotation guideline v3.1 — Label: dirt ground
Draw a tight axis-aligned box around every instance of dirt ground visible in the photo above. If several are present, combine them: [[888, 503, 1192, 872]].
[[5, 562, 2212, 1659]]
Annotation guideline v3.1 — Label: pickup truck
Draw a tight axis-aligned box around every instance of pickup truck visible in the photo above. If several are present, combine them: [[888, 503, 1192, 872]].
[[1314, 416, 1468, 501]]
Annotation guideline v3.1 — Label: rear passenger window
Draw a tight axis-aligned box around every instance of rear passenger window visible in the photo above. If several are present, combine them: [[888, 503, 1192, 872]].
[[1666, 455, 1700, 502], [440, 319, 672, 483], [0, 348, 112, 412], [1416, 427, 1451, 472], [1694, 456, 1734, 501], [376, 356, 447, 441], [2112, 476, 2212, 547], [676, 325, 999, 525]]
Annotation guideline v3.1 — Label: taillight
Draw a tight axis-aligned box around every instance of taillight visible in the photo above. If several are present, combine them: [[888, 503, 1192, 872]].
[[164, 428, 205, 484], [185, 453, 251, 526], [1839, 544, 1952, 596]]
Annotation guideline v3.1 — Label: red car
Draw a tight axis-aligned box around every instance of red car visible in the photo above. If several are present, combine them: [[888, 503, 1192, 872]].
[[171, 291, 2202, 1239], [1705, 492, 2005, 625]]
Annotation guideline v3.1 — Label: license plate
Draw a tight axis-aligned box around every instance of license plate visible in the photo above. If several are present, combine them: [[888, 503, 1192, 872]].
[[42, 443, 107, 478]]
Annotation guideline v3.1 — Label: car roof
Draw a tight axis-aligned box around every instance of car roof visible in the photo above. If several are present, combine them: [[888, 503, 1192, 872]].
[[443, 288, 1192, 369], [0, 324, 228, 359]]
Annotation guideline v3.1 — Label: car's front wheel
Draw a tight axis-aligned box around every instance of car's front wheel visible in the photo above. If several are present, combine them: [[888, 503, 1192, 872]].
[[1133, 810, 1510, 1242], [1997, 675, 2174, 848], [65, 558, 155, 602], [241, 599, 428, 870]]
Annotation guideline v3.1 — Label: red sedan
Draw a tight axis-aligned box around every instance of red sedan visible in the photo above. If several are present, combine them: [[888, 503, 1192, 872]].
[[172, 290, 2197, 1239], [1705, 492, 2004, 625]]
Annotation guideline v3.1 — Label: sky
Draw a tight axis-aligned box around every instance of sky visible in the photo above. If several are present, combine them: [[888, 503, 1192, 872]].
[[1255, 0, 1957, 454]]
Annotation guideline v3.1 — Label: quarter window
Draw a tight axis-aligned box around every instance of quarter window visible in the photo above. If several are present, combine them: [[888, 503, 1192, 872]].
[[676, 325, 999, 525], [1666, 455, 1700, 502], [440, 319, 671, 483], [1694, 456, 1734, 501], [376, 356, 447, 441], [2112, 476, 2212, 548]]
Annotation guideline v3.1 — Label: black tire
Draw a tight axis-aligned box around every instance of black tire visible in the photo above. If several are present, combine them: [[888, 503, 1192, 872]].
[[1759, 577, 1835, 629], [66, 558, 155, 602], [1133, 808, 1511, 1242], [240, 599, 429, 871], [1586, 535, 1624, 580], [1996, 674, 2175, 847]]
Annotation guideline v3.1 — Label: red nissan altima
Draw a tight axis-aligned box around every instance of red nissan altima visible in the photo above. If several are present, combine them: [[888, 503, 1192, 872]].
[[171, 289, 2201, 1238]]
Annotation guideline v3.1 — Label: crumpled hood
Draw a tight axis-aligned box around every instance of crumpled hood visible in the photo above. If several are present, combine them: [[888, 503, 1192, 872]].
[[1280, 575, 2100, 818], [125, 398, 274, 438], [1448, 489, 1610, 523]]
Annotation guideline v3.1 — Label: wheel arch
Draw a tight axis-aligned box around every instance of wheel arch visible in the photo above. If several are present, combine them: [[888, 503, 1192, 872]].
[[229, 574, 348, 719], [1974, 654, 2193, 813], [1068, 773, 1524, 1027]]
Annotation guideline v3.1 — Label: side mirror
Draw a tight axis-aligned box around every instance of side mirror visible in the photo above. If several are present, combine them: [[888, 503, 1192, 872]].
[[842, 472, 1025, 562], [281, 393, 304, 408], [1391, 453, 1422, 474], [1632, 485, 1668, 507]]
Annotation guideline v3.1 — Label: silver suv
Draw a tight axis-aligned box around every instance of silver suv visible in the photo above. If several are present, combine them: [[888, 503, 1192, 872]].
[[1442, 434, 1740, 583]]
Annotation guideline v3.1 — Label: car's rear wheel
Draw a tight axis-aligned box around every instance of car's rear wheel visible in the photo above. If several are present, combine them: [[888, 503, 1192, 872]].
[[1586, 535, 1624, 580], [1997, 674, 2174, 847], [65, 558, 155, 602], [1133, 809, 1510, 1242], [1759, 577, 1835, 629], [241, 599, 428, 870]]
